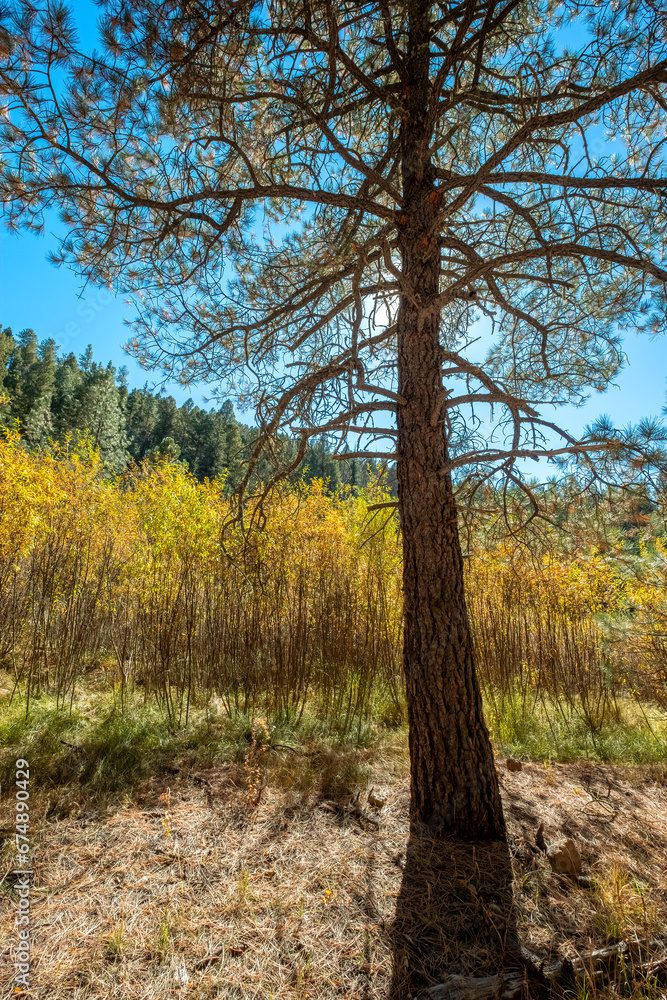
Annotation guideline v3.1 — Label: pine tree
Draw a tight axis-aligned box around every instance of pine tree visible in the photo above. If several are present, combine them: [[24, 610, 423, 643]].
[[154, 394, 179, 445], [4, 329, 56, 428], [0, 326, 14, 384], [51, 351, 83, 437], [197, 413, 223, 480], [147, 434, 181, 462], [304, 436, 341, 492], [0, 326, 15, 428], [23, 338, 56, 446], [220, 400, 245, 489], [22, 393, 53, 448], [64, 357, 129, 471], [125, 386, 161, 460], [2, 0, 666, 840]]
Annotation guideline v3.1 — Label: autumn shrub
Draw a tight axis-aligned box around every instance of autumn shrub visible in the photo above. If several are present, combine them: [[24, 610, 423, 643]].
[[613, 538, 667, 710], [468, 545, 630, 730], [469, 534, 667, 736], [1, 430, 666, 745], [0, 430, 122, 708], [0, 432, 402, 726]]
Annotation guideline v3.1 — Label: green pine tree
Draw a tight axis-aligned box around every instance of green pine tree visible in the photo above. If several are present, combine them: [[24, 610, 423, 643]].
[[125, 386, 161, 460], [63, 355, 129, 471], [4, 330, 56, 430], [220, 400, 245, 489]]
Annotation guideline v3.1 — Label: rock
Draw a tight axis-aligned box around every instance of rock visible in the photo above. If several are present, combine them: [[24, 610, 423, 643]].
[[367, 787, 386, 809], [546, 838, 582, 876], [506, 758, 523, 772]]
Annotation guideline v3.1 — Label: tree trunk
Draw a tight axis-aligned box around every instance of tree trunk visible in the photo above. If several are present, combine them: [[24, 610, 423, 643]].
[[396, 0, 505, 839]]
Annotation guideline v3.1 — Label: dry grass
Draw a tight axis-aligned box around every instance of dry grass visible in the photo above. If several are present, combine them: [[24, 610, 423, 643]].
[[501, 760, 667, 961], [1, 747, 667, 999]]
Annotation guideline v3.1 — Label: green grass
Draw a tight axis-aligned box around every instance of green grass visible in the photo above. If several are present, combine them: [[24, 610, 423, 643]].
[[486, 689, 667, 764], [0, 682, 399, 800], [0, 693, 179, 794], [2, 677, 666, 807]]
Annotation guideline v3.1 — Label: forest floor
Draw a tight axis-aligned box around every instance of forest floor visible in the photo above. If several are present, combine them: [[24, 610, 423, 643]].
[[1, 738, 667, 1000]]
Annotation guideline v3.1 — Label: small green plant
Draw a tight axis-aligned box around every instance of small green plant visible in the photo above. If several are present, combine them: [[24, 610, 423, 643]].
[[155, 917, 170, 963], [238, 868, 250, 902], [105, 921, 124, 960]]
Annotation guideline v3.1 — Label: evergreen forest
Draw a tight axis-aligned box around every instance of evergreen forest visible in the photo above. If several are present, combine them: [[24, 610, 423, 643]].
[[0, 325, 376, 490]]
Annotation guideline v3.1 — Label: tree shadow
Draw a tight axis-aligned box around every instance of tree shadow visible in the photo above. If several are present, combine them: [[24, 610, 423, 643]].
[[388, 827, 532, 999]]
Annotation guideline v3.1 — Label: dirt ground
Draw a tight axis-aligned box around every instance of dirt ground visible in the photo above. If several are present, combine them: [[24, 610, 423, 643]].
[[1, 754, 667, 999]]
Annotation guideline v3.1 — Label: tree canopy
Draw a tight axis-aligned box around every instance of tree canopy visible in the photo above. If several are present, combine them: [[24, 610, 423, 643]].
[[1, 1, 665, 482]]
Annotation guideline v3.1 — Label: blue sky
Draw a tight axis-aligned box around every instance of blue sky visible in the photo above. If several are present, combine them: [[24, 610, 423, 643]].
[[0, 0, 207, 406], [0, 224, 208, 406], [2, 217, 664, 433], [1, 2, 665, 433]]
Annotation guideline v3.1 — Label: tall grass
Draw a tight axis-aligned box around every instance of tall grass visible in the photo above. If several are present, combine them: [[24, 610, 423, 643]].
[[1, 429, 666, 745]]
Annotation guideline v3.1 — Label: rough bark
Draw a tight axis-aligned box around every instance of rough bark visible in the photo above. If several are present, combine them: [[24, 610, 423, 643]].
[[396, 0, 505, 839]]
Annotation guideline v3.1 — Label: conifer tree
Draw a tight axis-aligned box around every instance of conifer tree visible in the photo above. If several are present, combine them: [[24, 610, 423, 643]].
[[4, 329, 56, 427], [0, 327, 12, 378], [22, 392, 53, 447], [2, 0, 666, 839], [0, 326, 15, 427], [64, 358, 129, 471], [304, 436, 341, 491], [125, 385, 161, 459], [51, 351, 83, 434], [147, 433, 181, 462]]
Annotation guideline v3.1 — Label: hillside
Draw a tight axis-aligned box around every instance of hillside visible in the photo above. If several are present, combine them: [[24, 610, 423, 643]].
[[0, 325, 377, 490]]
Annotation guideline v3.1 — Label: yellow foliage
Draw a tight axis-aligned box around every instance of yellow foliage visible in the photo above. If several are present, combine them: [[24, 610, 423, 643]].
[[0, 432, 664, 720], [0, 435, 402, 719]]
